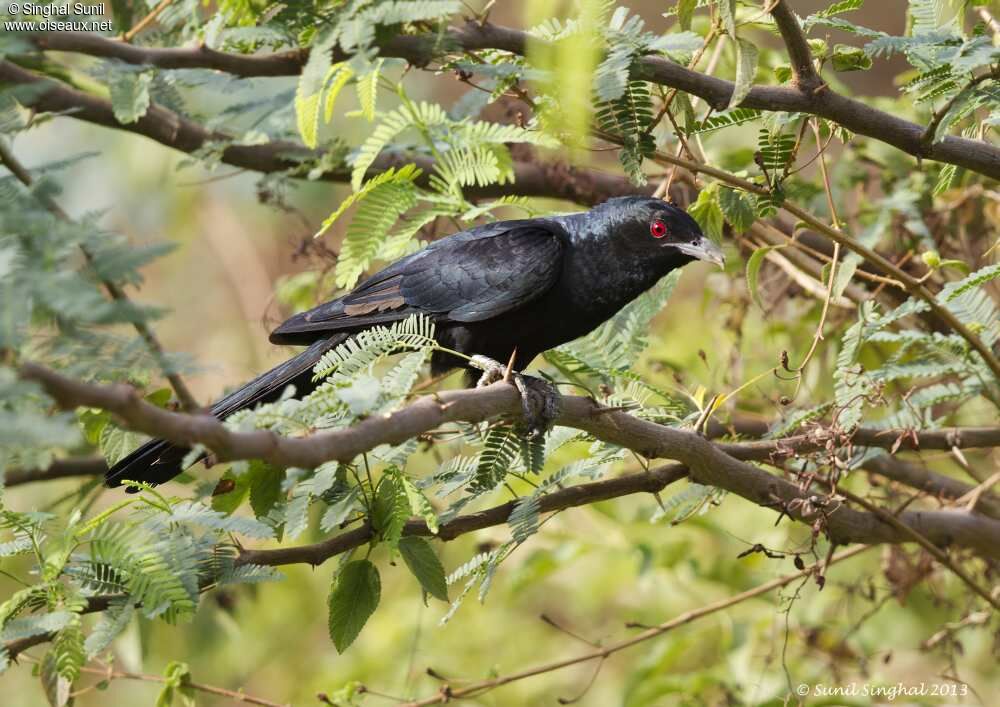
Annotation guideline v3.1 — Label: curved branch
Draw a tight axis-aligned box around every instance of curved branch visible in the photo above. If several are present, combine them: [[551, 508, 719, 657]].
[[863, 455, 1000, 520], [19, 362, 1000, 558], [770, 0, 823, 91], [25, 22, 1000, 179], [0, 60, 643, 207], [236, 464, 689, 567]]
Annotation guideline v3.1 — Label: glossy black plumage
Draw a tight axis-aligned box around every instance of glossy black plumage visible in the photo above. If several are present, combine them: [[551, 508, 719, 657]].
[[106, 196, 719, 487]]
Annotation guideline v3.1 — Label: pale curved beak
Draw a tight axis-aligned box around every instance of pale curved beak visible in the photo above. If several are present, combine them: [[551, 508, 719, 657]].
[[668, 237, 726, 269]]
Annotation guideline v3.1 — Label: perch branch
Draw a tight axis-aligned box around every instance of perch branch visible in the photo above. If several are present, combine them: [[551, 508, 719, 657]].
[[18, 362, 1000, 559]]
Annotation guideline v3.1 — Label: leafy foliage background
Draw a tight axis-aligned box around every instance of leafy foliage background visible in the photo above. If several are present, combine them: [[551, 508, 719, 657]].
[[1, 0, 999, 705]]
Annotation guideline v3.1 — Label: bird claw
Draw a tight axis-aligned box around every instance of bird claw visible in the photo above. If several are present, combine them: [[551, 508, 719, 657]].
[[471, 355, 561, 437]]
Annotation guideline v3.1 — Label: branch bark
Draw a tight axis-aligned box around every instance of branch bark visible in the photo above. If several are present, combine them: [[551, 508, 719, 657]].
[[862, 455, 1000, 520], [23, 22, 1000, 179], [19, 362, 1000, 559], [236, 464, 690, 567], [770, 0, 823, 91], [0, 60, 645, 207], [5, 457, 108, 487]]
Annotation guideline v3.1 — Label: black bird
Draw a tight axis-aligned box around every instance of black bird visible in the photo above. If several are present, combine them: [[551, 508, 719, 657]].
[[106, 196, 723, 488]]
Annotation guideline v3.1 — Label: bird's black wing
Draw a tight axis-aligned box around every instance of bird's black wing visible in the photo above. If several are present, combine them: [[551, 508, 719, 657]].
[[270, 221, 565, 342]]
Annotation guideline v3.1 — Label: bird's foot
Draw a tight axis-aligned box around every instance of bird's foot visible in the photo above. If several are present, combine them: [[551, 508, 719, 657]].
[[471, 355, 561, 437]]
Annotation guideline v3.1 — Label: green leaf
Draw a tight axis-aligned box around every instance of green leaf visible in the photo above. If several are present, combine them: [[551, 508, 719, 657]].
[[471, 424, 520, 494], [109, 71, 152, 124], [295, 30, 339, 149], [746, 245, 779, 311], [595, 80, 655, 185], [932, 164, 958, 195], [169, 500, 274, 539], [249, 462, 284, 518], [677, 0, 696, 30], [321, 486, 362, 532], [356, 59, 383, 122], [402, 476, 439, 534], [938, 259, 970, 274], [832, 252, 861, 300], [156, 661, 194, 707], [373, 471, 409, 552], [813, 0, 864, 20], [647, 32, 704, 55], [718, 0, 736, 37], [831, 44, 873, 71], [718, 187, 755, 234], [327, 560, 381, 652], [942, 262, 1000, 302], [688, 186, 725, 243], [316, 163, 421, 237], [398, 537, 448, 602], [40, 650, 71, 707], [757, 128, 797, 174], [322, 63, 355, 125], [351, 101, 446, 190], [210, 470, 250, 514], [728, 38, 759, 109], [99, 423, 142, 467], [690, 108, 761, 134]]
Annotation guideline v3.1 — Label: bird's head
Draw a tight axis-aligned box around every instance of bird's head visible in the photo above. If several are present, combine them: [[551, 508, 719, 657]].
[[589, 196, 725, 269]]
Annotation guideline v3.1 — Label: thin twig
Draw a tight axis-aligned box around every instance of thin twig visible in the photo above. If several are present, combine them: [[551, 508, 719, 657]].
[[122, 0, 176, 42], [638, 147, 1000, 381], [22, 658, 288, 707], [400, 546, 873, 706], [835, 486, 999, 611], [784, 120, 843, 397]]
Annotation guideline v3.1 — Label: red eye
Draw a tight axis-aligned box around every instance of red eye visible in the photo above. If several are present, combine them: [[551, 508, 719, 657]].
[[650, 220, 668, 238]]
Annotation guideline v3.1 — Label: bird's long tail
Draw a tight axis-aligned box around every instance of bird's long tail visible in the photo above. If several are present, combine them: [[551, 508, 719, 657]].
[[105, 334, 349, 488]]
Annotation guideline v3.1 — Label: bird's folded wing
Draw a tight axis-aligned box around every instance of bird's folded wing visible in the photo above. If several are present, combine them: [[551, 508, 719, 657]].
[[398, 224, 565, 322], [270, 223, 565, 342]]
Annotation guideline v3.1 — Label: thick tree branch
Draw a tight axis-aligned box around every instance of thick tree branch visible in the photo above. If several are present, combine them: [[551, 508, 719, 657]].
[[0, 60, 644, 207], [863, 455, 1000, 519], [23, 23, 1000, 179], [769, 0, 823, 91], [19, 363, 1000, 558]]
